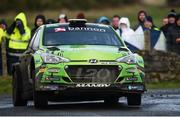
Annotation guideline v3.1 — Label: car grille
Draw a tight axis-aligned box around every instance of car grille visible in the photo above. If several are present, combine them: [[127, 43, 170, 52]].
[[65, 65, 120, 83]]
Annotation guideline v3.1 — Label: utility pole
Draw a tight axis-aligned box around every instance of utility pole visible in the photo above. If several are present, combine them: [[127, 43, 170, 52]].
[[144, 30, 151, 51]]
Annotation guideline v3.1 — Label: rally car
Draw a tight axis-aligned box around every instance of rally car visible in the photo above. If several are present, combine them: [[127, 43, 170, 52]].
[[12, 19, 146, 108]]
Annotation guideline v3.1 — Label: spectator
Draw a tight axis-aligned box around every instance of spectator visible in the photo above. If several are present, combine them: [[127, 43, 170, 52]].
[[143, 16, 159, 31], [119, 17, 138, 51], [76, 12, 86, 19], [46, 19, 57, 24], [58, 14, 68, 23], [97, 16, 110, 25], [143, 16, 166, 51], [119, 17, 134, 38], [160, 17, 168, 35], [168, 9, 176, 25], [6, 12, 31, 74], [161, 9, 176, 37], [111, 15, 121, 35], [0, 19, 8, 44], [162, 17, 169, 26], [134, 10, 147, 30], [133, 16, 166, 51], [31, 14, 46, 37], [166, 14, 180, 54]]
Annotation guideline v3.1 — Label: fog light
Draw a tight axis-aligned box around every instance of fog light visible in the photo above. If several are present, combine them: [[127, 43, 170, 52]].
[[39, 68, 46, 73], [64, 65, 68, 69]]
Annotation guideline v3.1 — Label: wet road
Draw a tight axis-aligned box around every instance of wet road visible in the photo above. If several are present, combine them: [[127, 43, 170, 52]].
[[0, 89, 180, 116]]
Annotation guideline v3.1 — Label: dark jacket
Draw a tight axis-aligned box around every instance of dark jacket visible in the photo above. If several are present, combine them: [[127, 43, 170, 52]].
[[160, 23, 175, 38], [31, 15, 46, 37], [166, 25, 180, 54]]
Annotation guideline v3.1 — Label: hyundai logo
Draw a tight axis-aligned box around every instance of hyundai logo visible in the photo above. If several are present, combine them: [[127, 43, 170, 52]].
[[89, 59, 98, 63]]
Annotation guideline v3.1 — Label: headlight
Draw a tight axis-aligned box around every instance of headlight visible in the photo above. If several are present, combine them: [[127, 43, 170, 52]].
[[41, 53, 70, 63], [116, 54, 136, 64]]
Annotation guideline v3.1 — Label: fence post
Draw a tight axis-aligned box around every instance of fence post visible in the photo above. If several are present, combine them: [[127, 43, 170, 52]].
[[144, 30, 151, 51], [1, 37, 8, 78]]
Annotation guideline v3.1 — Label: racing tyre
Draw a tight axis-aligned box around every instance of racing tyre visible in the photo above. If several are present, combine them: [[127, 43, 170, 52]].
[[32, 68, 47, 108], [127, 93, 141, 106], [12, 67, 27, 106]]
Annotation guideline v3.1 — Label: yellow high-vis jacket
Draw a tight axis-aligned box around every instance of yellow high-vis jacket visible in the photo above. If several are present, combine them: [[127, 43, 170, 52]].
[[0, 28, 6, 45], [8, 12, 31, 50]]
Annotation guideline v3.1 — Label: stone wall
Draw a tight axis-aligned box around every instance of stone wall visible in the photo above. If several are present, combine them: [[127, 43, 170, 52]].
[[138, 50, 180, 83]]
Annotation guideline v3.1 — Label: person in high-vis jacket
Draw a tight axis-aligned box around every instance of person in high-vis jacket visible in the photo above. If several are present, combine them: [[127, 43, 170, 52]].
[[0, 19, 7, 44], [6, 12, 31, 74], [0, 19, 8, 75]]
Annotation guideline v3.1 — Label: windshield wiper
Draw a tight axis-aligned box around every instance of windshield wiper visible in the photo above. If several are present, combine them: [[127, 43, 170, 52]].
[[47, 47, 60, 51], [118, 47, 129, 51]]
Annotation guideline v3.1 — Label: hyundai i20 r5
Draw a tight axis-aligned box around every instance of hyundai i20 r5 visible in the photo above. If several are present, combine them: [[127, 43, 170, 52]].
[[12, 19, 146, 108]]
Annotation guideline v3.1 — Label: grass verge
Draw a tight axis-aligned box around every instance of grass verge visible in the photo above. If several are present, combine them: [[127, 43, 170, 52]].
[[0, 76, 12, 95], [146, 81, 180, 89]]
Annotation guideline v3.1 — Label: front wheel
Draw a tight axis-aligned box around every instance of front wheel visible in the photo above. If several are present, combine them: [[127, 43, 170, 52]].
[[127, 93, 141, 106], [32, 70, 47, 108]]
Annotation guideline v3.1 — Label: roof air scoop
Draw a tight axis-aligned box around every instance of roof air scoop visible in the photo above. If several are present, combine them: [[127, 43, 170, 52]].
[[69, 19, 87, 27]]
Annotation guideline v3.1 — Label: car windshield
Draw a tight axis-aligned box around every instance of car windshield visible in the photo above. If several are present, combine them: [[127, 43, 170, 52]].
[[43, 25, 123, 47]]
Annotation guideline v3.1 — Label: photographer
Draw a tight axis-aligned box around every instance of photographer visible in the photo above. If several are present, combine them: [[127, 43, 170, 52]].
[[6, 12, 31, 74]]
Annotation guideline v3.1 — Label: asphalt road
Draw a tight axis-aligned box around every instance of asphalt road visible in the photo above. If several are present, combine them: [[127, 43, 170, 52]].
[[0, 89, 180, 116]]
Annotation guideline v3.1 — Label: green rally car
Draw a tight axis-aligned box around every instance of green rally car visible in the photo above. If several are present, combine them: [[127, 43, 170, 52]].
[[12, 19, 146, 108]]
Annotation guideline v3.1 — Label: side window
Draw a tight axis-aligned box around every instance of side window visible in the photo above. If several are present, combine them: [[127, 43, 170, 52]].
[[31, 29, 42, 50], [29, 31, 38, 48]]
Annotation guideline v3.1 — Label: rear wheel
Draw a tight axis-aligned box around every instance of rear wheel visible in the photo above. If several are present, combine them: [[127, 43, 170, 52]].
[[127, 93, 141, 106], [12, 67, 27, 106]]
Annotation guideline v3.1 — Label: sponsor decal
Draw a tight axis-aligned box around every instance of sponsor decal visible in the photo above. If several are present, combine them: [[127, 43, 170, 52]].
[[54, 28, 66, 32], [89, 59, 98, 63], [101, 62, 117, 65], [68, 27, 106, 32], [128, 85, 144, 90], [76, 83, 110, 87], [35, 59, 41, 63]]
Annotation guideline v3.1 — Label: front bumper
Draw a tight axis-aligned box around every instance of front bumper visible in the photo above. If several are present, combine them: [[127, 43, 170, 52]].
[[35, 83, 146, 101], [37, 83, 146, 93]]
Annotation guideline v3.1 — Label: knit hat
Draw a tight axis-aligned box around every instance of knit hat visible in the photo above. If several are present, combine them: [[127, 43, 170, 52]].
[[0, 19, 8, 28], [145, 16, 153, 23], [168, 9, 176, 18]]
